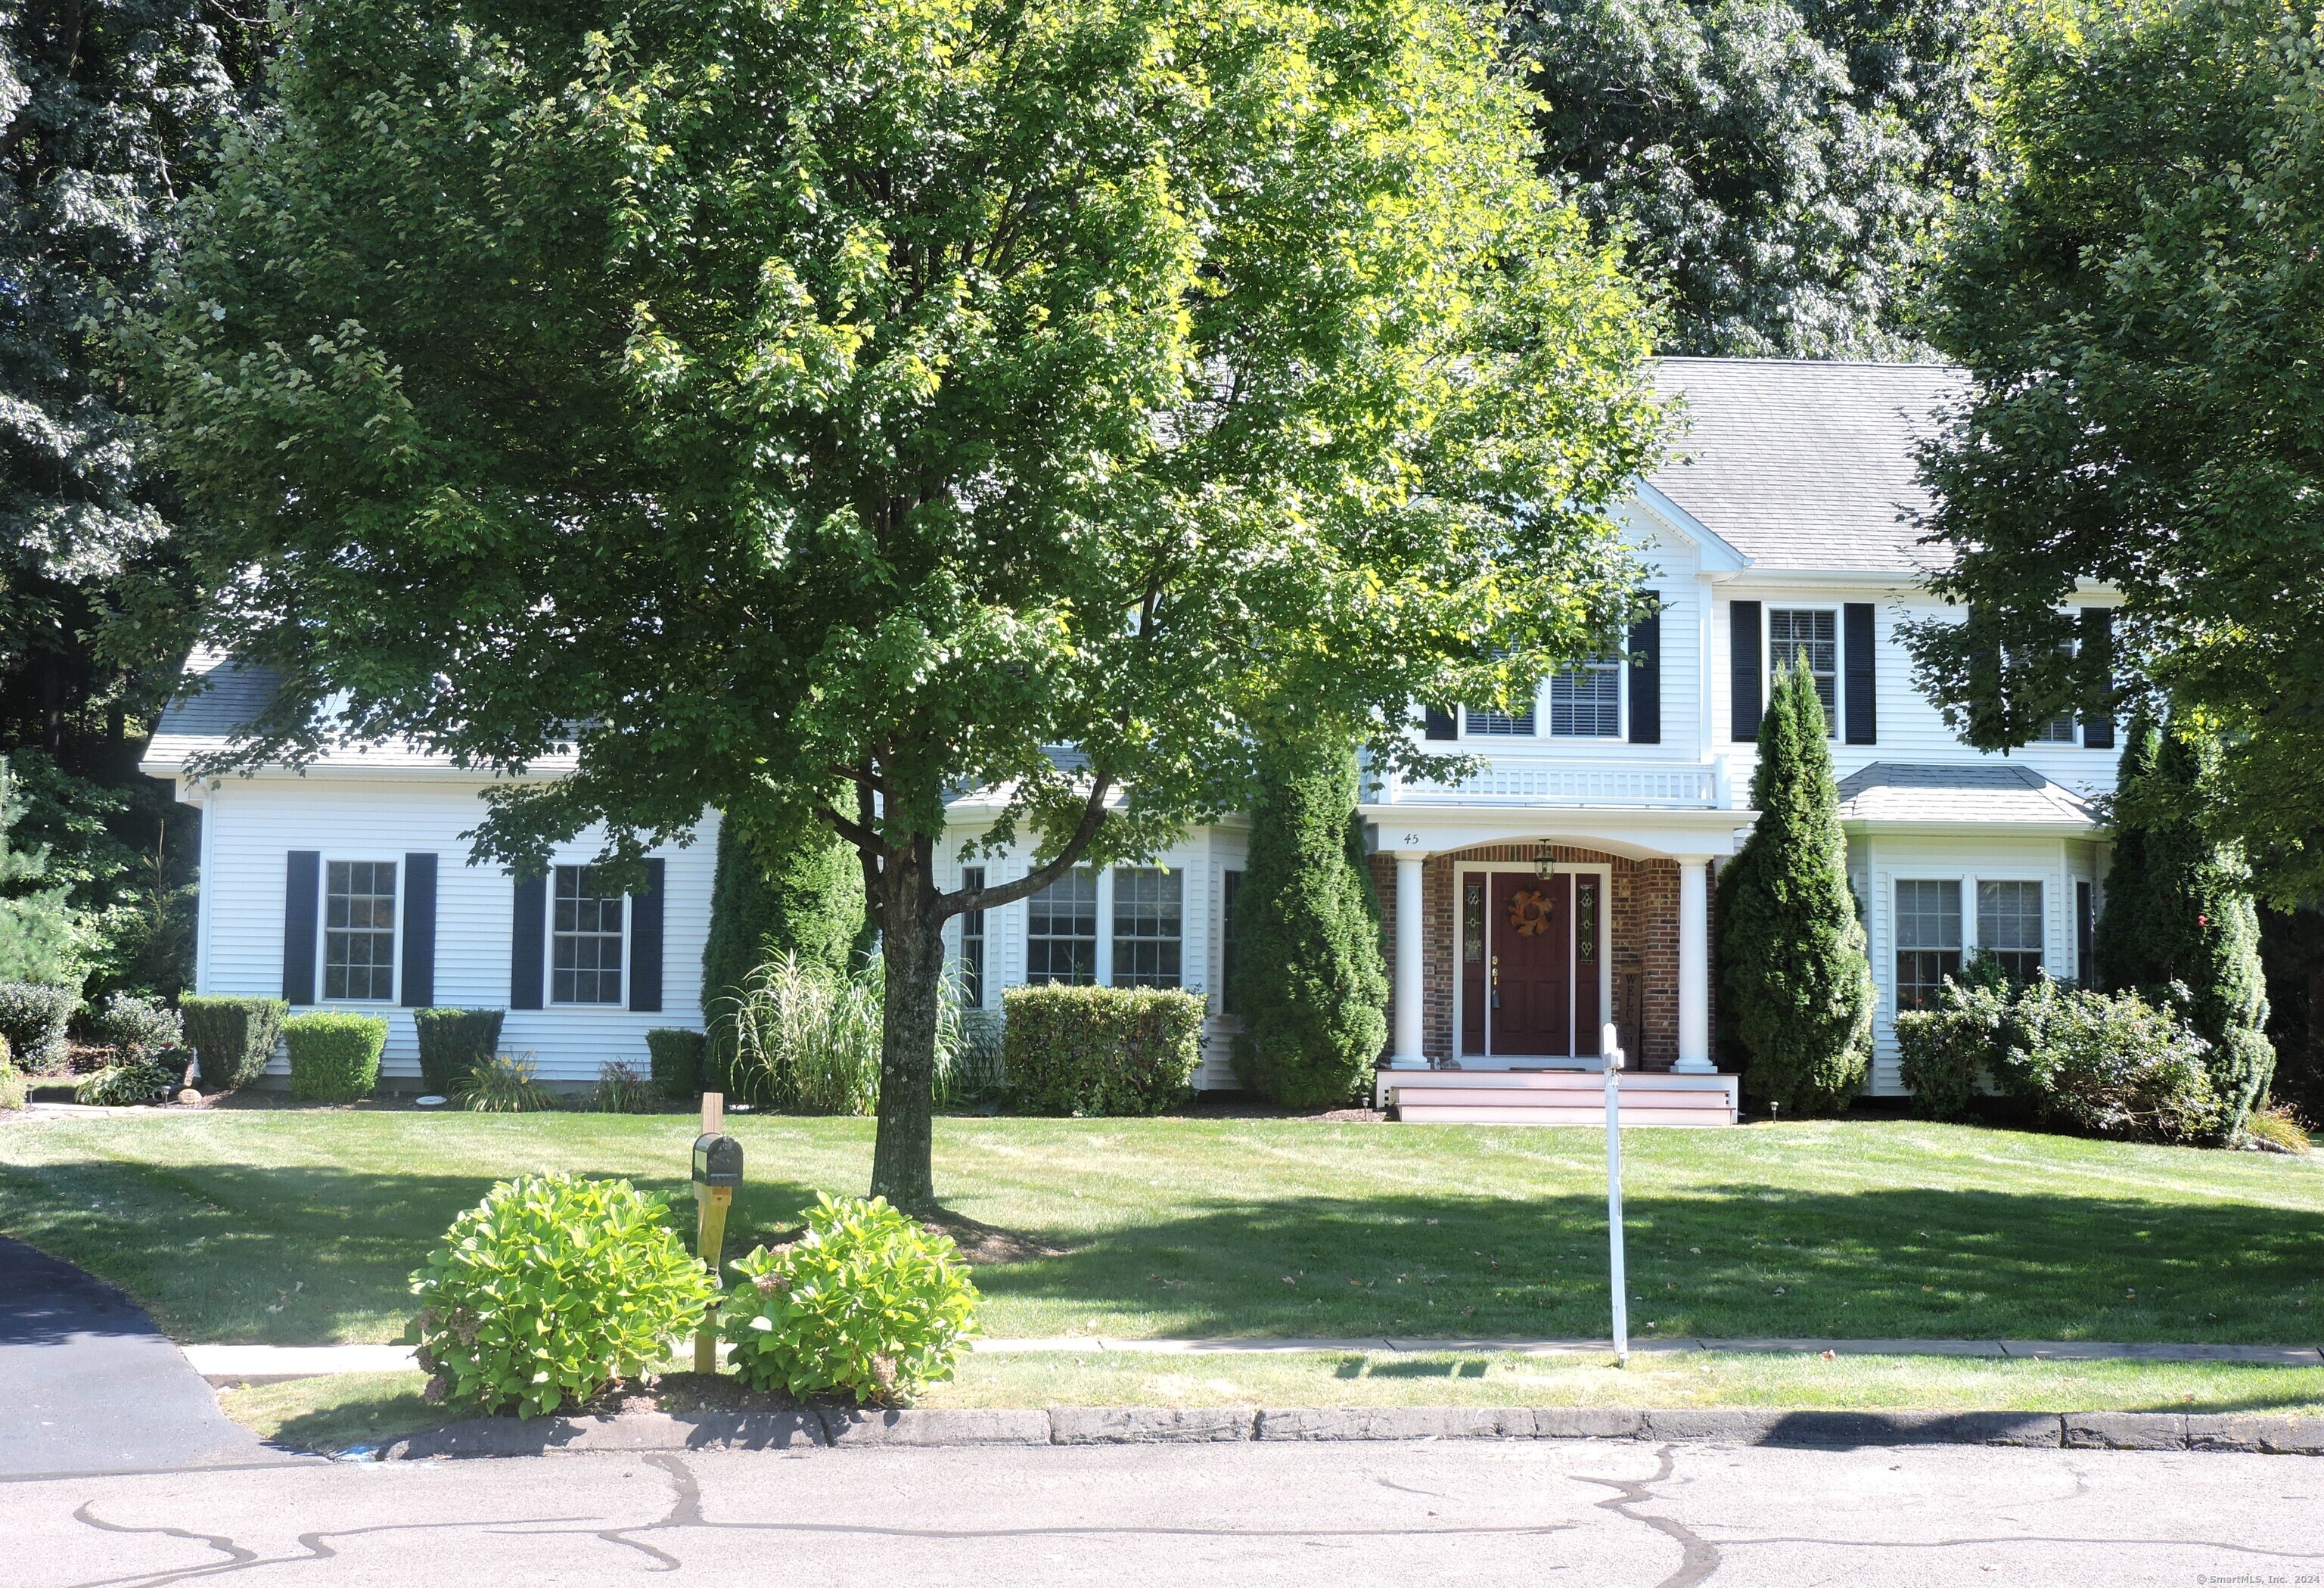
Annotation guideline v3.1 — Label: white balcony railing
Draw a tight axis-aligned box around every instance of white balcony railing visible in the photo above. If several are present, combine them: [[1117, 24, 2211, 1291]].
[[1371, 758, 1724, 809]]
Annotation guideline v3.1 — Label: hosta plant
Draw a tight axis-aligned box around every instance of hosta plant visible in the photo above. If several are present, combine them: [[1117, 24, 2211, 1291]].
[[719, 1194, 979, 1404], [409, 1173, 714, 1419]]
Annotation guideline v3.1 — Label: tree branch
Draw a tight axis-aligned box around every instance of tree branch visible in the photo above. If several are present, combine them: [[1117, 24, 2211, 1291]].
[[938, 770, 1115, 917]]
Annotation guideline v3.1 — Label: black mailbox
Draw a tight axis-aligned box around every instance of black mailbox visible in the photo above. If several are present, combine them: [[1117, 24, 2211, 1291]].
[[691, 1133, 744, 1188]]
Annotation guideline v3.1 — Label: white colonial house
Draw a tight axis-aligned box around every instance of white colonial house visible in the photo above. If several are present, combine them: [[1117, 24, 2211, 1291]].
[[139, 664, 720, 1086], [144, 358, 2117, 1116]]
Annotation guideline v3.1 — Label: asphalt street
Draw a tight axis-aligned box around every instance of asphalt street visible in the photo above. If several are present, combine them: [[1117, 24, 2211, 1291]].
[[11, 1437, 2324, 1586]]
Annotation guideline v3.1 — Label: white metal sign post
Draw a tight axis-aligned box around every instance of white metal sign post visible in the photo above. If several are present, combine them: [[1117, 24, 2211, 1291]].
[[1603, 1022, 1629, 1369]]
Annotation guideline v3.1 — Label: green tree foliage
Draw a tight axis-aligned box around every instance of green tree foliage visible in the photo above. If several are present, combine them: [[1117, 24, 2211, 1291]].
[[1905, 0, 2324, 897], [1508, 0, 1987, 356], [135, 0, 1665, 1204], [1718, 660, 1874, 1114], [1, 0, 259, 751], [0, 755, 79, 984], [1229, 741, 1388, 1108], [702, 814, 867, 1094], [2095, 707, 2274, 1131]]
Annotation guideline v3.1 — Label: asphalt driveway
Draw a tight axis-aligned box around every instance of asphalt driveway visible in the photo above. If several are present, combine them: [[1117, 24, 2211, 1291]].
[[0, 1235, 297, 1477]]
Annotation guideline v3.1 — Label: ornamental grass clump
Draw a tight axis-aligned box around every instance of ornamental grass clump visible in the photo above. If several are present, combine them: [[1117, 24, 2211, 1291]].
[[461, 1052, 558, 1112], [719, 1194, 979, 1404], [411, 1173, 716, 1419]]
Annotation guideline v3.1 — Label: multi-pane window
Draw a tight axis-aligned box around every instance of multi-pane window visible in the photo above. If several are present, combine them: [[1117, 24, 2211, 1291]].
[[552, 865, 624, 1005], [1769, 608, 1838, 733], [324, 860, 396, 1001], [1894, 879, 1962, 1011], [1027, 866, 1098, 985], [1549, 661, 1621, 738], [1464, 701, 1536, 736], [2025, 638, 2077, 741], [1113, 868, 1184, 989], [958, 866, 986, 1009], [1978, 881, 2045, 983]]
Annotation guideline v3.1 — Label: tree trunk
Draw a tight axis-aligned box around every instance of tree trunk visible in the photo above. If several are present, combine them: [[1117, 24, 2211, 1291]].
[[869, 859, 946, 1209]]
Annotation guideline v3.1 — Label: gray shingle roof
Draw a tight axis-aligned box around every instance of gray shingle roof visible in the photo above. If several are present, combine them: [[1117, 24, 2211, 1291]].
[[1835, 763, 2098, 828], [1648, 358, 1968, 573]]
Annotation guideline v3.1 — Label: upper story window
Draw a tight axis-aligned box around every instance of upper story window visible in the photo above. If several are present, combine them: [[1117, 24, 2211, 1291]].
[[325, 860, 396, 1001], [1894, 879, 1962, 1011], [1113, 867, 1183, 989], [1027, 865, 1098, 985], [1978, 881, 2044, 983], [958, 865, 986, 1008], [1768, 608, 1838, 733], [1463, 702, 1536, 736], [1548, 661, 1621, 738], [552, 864, 624, 1005]]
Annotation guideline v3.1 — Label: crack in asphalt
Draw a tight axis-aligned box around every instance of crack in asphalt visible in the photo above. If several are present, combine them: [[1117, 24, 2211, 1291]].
[[1722, 1532, 2324, 1559], [61, 1452, 1575, 1584], [1574, 1445, 1724, 1588]]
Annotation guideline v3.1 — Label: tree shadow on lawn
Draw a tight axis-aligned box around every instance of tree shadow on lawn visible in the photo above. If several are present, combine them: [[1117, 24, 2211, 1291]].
[[974, 1183, 2324, 1353]]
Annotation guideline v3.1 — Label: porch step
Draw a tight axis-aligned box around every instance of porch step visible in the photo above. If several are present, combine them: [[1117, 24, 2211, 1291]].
[[1383, 1067, 1740, 1127]]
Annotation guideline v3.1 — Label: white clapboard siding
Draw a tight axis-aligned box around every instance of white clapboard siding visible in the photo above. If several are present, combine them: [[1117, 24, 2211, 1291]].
[[196, 776, 717, 1083]]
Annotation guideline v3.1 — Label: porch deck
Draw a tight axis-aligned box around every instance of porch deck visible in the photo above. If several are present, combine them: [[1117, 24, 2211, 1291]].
[[1379, 1066, 1741, 1127]]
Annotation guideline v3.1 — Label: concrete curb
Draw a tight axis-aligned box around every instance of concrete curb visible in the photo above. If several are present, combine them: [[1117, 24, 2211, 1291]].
[[362, 1404, 2324, 1460]]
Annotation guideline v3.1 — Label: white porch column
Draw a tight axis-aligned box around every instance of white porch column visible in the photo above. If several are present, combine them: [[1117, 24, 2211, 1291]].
[[1674, 856, 1715, 1074], [1391, 852, 1427, 1067]]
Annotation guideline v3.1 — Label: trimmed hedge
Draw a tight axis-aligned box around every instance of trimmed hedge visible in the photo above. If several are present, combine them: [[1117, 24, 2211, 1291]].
[[284, 1012, 388, 1102], [413, 1007, 505, 1095], [179, 996, 289, 1092], [645, 1027, 703, 1100], [0, 981, 76, 1074], [1002, 984, 1204, 1116]]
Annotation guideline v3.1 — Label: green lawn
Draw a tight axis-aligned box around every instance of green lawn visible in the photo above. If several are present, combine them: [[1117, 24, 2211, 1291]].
[[2, 1104, 2320, 1348]]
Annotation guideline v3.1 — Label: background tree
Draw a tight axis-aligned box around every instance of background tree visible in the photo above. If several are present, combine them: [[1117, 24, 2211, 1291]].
[[1229, 739, 1389, 1108], [1507, 0, 1989, 356], [1, 0, 264, 997], [0, 756, 79, 984], [1718, 659, 1874, 1114], [138, 0, 1666, 1205], [2096, 707, 2274, 1132], [1903, 0, 2324, 900], [701, 813, 867, 1097]]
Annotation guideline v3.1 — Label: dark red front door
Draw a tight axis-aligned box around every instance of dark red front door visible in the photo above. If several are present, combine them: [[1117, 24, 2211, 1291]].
[[1490, 873, 1571, 1055]]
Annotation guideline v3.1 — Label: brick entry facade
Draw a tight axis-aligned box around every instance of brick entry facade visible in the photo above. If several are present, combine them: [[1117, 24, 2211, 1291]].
[[1372, 844, 1712, 1073]]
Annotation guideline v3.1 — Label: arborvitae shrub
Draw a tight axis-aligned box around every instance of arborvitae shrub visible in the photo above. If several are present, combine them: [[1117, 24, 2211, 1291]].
[[179, 996, 287, 1091], [1229, 741, 1388, 1107], [412, 1007, 505, 1095], [283, 1012, 387, 1102], [2096, 707, 2274, 1136], [1718, 659, 1874, 1115]]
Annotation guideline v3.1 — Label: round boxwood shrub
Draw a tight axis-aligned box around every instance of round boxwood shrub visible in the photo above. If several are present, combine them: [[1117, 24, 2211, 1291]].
[[179, 996, 288, 1092], [412, 1007, 506, 1095], [411, 1173, 715, 1419], [719, 1193, 978, 1404], [283, 1012, 388, 1102]]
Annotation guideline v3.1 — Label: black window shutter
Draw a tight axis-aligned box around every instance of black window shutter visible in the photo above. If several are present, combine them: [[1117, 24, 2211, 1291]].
[[2080, 608, 2116, 749], [283, 851, 320, 1005], [1843, 602, 1878, 744], [511, 873, 546, 1010], [1627, 604, 1661, 744], [1422, 706, 1456, 741], [629, 859, 665, 1013], [401, 853, 437, 1008], [1729, 600, 1763, 741]]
